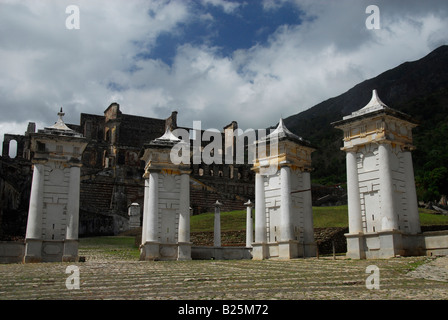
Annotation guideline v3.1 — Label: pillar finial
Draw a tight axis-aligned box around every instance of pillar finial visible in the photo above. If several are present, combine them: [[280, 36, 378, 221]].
[[58, 107, 65, 119]]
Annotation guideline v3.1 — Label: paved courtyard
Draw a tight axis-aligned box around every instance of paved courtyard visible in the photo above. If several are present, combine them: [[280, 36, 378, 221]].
[[0, 238, 447, 301]]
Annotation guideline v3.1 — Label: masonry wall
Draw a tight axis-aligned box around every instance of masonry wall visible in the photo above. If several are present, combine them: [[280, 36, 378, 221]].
[[41, 162, 71, 240], [0, 157, 32, 240], [157, 172, 180, 245], [356, 143, 413, 234]]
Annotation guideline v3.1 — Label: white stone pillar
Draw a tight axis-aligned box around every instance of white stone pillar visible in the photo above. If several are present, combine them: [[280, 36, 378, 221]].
[[24, 162, 45, 262], [378, 143, 397, 231], [178, 173, 190, 243], [301, 171, 314, 244], [280, 166, 293, 241], [403, 150, 421, 234], [254, 172, 266, 243], [141, 178, 150, 244], [25, 163, 45, 239], [178, 173, 191, 260], [64, 165, 81, 262], [244, 200, 253, 247], [214, 200, 222, 247], [346, 150, 363, 234], [145, 171, 159, 242], [66, 166, 81, 240]]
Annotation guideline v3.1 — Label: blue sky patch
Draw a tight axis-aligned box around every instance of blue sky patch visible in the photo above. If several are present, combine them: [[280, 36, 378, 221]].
[[135, 1, 304, 66]]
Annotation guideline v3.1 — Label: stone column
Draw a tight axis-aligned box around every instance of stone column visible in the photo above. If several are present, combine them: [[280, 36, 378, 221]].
[[253, 172, 267, 260], [346, 150, 363, 234], [345, 149, 365, 260], [63, 165, 81, 262], [244, 200, 253, 248], [66, 165, 81, 240], [302, 171, 315, 253], [280, 165, 293, 241], [214, 200, 222, 247], [378, 143, 397, 231], [141, 171, 160, 260], [403, 150, 421, 234], [141, 178, 150, 244], [178, 173, 191, 260], [25, 163, 45, 240], [178, 173, 190, 243], [254, 173, 266, 243], [24, 163, 45, 262], [146, 171, 159, 242]]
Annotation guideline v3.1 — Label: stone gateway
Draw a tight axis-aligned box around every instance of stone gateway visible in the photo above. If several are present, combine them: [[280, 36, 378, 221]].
[[24, 109, 87, 263], [333, 90, 448, 259]]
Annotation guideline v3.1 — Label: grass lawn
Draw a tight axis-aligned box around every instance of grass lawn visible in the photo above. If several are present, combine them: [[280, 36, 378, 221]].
[[79, 206, 448, 256], [190, 205, 448, 232], [190, 210, 247, 232], [79, 235, 140, 259]]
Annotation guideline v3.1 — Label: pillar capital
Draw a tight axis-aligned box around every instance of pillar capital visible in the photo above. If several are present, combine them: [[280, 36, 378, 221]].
[[244, 199, 253, 207], [341, 146, 359, 153], [31, 158, 49, 165]]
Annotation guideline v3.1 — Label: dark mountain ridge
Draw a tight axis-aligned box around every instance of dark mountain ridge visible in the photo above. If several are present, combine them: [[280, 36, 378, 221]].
[[283, 45, 448, 200]]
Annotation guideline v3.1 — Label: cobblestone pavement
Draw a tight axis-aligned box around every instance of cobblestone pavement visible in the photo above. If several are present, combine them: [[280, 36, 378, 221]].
[[408, 256, 448, 282], [0, 241, 447, 300]]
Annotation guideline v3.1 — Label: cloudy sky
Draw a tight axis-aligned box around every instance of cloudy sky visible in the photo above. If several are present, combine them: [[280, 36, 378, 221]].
[[1, 0, 448, 152]]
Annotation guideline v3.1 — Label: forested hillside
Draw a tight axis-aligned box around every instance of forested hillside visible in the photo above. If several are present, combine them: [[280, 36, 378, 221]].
[[283, 45, 448, 202]]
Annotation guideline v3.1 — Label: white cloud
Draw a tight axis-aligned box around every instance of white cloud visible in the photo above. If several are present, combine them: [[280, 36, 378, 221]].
[[0, 0, 190, 124], [0, 0, 448, 147], [200, 0, 242, 14]]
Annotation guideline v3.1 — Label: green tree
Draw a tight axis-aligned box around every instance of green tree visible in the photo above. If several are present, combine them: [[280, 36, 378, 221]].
[[416, 167, 448, 202]]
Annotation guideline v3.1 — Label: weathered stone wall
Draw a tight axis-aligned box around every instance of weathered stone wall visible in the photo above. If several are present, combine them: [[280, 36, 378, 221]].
[[0, 157, 32, 240], [0, 241, 25, 263]]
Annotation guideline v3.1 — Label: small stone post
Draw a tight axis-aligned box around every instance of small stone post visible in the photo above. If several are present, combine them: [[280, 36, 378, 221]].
[[214, 200, 222, 247], [128, 203, 141, 229], [244, 200, 253, 248]]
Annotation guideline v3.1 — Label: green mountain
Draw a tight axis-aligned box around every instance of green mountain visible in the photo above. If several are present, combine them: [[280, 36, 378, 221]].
[[283, 45, 448, 202]]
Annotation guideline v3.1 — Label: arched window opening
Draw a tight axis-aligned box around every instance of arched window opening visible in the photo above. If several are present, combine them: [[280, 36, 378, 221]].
[[8, 140, 17, 158]]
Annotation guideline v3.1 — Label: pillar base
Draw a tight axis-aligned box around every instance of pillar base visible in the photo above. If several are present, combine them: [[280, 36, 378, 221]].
[[377, 230, 404, 259], [346, 231, 407, 259], [177, 242, 192, 261], [140, 241, 160, 261], [278, 240, 300, 259], [345, 233, 366, 259], [252, 242, 269, 260], [23, 238, 43, 263], [302, 241, 318, 258], [63, 239, 79, 262], [277, 240, 317, 259]]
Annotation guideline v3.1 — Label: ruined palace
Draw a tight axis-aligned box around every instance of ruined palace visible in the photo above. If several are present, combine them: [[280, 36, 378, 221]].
[[0, 103, 256, 238]]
